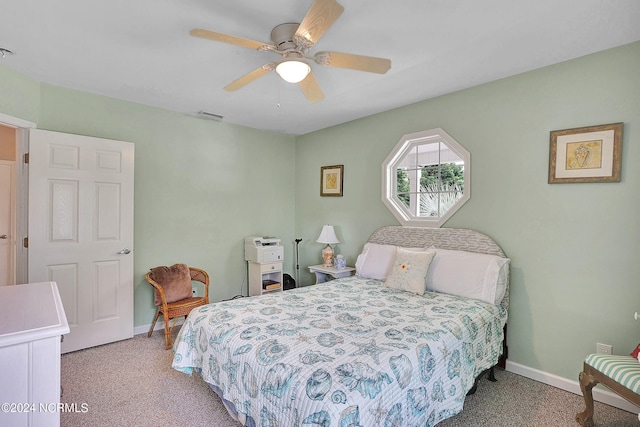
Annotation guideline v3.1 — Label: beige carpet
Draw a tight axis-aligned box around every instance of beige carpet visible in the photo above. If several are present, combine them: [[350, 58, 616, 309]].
[[61, 331, 639, 427]]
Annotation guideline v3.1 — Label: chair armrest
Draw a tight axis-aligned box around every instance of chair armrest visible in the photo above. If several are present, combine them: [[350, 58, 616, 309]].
[[145, 272, 169, 310]]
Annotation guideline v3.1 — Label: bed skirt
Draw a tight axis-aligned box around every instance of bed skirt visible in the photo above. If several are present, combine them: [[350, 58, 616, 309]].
[[205, 376, 256, 427]]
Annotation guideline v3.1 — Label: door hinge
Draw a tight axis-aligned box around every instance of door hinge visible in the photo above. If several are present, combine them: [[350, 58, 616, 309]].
[[24, 153, 29, 164], [23, 237, 28, 248]]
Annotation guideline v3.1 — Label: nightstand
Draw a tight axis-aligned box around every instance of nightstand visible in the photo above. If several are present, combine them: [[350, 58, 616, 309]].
[[248, 261, 283, 296], [308, 264, 356, 284]]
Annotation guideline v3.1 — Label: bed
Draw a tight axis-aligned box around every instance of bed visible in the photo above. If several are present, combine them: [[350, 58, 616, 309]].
[[172, 226, 510, 426]]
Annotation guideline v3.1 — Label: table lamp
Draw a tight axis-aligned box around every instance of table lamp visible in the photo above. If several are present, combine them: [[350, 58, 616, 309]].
[[316, 225, 340, 267]]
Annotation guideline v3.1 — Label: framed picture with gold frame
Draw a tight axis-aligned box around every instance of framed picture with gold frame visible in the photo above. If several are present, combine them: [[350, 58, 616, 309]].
[[320, 165, 344, 196], [548, 122, 623, 183]]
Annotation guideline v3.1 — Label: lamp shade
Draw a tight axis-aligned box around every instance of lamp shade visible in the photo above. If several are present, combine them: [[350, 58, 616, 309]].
[[316, 225, 340, 244], [276, 59, 311, 83]]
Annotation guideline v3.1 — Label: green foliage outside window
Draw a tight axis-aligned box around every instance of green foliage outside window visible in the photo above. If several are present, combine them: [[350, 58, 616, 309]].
[[396, 163, 464, 215], [397, 169, 411, 205], [421, 163, 464, 190]]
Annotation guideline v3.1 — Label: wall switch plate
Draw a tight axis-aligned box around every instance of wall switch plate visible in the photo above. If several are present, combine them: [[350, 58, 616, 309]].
[[597, 343, 613, 355]]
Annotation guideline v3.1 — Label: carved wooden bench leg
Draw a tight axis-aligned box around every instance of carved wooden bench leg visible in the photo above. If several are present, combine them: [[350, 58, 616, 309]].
[[576, 371, 598, 427]]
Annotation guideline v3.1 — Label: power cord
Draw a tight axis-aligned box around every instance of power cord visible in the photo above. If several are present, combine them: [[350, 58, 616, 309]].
[[221, 262, 248, 301]]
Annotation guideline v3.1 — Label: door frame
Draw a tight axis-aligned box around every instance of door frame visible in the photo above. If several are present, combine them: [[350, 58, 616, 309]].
[[0, 113, 36, 284], [0, 160, 16, 285]]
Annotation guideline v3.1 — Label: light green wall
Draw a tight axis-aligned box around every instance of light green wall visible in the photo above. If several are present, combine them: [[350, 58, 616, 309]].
[[0, 71, 296, 327], [295, 41, 640, 381], [1, 41, 638, 384], [0, 65, 40, 123], [38, 86, 297, 327]]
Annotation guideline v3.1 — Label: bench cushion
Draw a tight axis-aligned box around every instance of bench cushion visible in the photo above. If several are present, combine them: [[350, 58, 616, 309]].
[[585, 354, 640, 394]]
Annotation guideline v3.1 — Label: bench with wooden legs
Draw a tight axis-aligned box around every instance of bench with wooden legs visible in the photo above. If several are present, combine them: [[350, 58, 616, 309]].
[[576, 354, 640, 426]]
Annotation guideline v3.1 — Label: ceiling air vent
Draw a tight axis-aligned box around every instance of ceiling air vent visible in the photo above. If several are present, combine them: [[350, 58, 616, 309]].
[[198, 111, 223, 121]]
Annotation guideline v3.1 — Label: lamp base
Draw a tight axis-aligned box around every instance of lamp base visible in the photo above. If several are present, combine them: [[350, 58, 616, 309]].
[[321, 244, 334, 268]]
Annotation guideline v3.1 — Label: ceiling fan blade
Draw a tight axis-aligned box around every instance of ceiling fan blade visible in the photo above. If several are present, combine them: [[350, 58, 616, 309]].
[[190, 28, 275, 51], [224, 63, 276, 91], [314, 51, 391, 74], [298, 71, 325, 103], [294, 0, 344, 48]]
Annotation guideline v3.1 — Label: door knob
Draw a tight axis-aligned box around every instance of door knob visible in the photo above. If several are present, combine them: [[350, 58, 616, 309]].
[[0, 235, 7, 239], [117, 248, 131, 255]]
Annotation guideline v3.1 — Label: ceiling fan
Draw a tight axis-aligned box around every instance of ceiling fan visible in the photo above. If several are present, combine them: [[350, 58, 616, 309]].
[[190, 0, 391, 103]]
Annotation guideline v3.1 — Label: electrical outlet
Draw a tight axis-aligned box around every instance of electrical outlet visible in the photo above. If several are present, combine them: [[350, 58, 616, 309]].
[[596, 343, 612, 355]]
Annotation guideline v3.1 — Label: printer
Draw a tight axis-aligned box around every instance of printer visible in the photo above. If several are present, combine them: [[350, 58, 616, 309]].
[[244, 236, 283, 263]]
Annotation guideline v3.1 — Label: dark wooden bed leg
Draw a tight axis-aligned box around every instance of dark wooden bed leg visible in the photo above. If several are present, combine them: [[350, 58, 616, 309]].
[[468, 367, 498, 396], [488, 366, 497, 382], [467, 378, 479, 395], [576, 371, 598, 427], [497, 324, 508, 369]]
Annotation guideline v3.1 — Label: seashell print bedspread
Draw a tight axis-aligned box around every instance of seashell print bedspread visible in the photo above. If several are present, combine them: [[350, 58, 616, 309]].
[[172, 276, 507, 427]]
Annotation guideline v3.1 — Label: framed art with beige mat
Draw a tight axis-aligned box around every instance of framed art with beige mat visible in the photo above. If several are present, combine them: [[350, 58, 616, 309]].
[[548, 122, 623, 183], [320, 164, 344, 196]]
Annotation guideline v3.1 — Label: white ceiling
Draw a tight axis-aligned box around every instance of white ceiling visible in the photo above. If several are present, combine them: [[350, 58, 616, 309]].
[[2, 0, 639, 135]]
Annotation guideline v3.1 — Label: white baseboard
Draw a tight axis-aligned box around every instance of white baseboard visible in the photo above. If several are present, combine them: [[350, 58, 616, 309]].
[[505, 360, 638, 414], [133, 318, 184, 336]]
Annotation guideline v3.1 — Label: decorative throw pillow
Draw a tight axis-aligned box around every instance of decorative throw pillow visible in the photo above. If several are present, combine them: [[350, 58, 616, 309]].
[[631, 343, 640, 360], [384, 248, 436, 295], [425, 249, 510, 305], [150, 264, 192, 305], [356, 243, 427, 281]]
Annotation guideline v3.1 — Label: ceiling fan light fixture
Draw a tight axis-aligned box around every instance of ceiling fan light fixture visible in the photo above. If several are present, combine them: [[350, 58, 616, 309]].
[[276, 59, 310, 83]]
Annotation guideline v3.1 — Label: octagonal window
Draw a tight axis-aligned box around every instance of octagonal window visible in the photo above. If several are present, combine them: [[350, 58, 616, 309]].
[[382, 128, 470, 227]]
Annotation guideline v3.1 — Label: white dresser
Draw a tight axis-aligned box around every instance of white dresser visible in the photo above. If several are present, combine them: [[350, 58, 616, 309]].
[[0, 282, 70, 427]]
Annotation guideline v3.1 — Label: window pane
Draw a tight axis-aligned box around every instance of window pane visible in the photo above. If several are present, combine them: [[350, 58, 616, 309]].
[[397, 192, 411, 208], [418, 192, 439, 217], [438, 189, 463, 216], [421, 164, 441, 190], [396, 169, 410, 206]]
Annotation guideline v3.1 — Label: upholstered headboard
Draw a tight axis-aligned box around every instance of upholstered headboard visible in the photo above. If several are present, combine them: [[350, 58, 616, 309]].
[[367, 225, 510, 309], [369, 226, 506, 256]]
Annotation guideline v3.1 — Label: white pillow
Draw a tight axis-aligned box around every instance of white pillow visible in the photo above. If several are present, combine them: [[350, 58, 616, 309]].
[[425, 248, 510, 305], [385, 248, 436, 295], [355, 243, 426, 280], [355, 243, 396, 280]]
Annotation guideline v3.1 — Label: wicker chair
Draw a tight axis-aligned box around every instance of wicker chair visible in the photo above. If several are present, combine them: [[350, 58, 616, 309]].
[[145, 266, 210, 349]]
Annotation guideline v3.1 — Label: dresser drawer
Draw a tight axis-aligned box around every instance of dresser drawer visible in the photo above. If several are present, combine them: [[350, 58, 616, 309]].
[[260, 262, 282, 274]]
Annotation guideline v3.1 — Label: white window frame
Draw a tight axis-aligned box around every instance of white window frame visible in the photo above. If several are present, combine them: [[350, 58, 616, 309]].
[[381, 128, 470, 227]]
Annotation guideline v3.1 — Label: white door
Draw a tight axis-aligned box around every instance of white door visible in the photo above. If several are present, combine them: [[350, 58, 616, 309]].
[[0, 161, 15, 285], [28, 129, 134, 353]]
